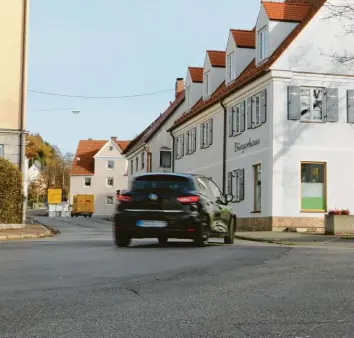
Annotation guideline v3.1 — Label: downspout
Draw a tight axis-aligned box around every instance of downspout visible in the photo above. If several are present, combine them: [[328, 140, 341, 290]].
[[219, 98, 227, 195], [169, 130, 175, 172], [20, 0, 28, 223], [19, 0, 28, 172]]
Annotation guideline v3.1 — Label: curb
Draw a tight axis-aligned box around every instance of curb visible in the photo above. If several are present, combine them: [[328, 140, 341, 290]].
[[235, 235, 298, 246], [0, 224, 59, 242]]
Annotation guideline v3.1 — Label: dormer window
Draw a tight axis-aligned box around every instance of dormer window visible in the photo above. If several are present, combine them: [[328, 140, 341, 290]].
[[227, 52, 234, 82], [258, 27, 267, 61], [186, 85, 192, 109], [204, 71, 211, 97]]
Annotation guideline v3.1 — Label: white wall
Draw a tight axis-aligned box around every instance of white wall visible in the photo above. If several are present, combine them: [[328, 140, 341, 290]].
[[186, 70, 203, 110], [226, 33, 236, 84], [203, 55, 225, 99], [235, 47, 255, 79], [148, 99, 187, 172], [173, 105, 224, 188], [225, 78, 273, 218], [255, 4, 269, 65], [272, 0, 354, 75], [272, 73, 354, 218], [268, 20, 297, 58], [126, 145, 146, 185]]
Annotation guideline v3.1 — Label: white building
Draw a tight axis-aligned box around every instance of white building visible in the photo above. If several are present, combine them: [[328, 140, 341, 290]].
[[123, 78, 186, 184], [70, 137, 130, 216], [169, 0, 354, 232]]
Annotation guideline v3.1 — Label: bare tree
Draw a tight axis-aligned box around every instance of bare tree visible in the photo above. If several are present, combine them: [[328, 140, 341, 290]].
[[324, 0, 354, 65]]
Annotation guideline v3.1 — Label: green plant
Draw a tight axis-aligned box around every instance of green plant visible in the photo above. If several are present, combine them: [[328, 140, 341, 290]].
[[0, 158, 23, 224], [328, 209, 350, 216]]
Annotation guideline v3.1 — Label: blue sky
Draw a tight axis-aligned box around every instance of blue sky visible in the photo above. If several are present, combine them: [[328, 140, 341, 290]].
[[27, 0, 259, 154]]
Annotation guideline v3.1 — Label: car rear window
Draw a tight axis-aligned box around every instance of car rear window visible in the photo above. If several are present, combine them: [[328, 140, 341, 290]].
[[132, 175, 193, 192]]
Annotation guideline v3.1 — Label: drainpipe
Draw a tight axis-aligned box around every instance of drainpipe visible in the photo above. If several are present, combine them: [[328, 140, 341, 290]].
[[169, 130, 175, 172], [219, 98, 227, 195]]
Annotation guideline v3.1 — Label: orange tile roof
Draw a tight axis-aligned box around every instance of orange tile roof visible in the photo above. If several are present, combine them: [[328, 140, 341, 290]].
[[189, 67, 203, 83], [122, 90, 185, 155], [230, 29, 255, 48], [262, 1, 312, 22], [70, 139, 131, 175], [169, 0, 326, 131], [207, 50, 226, 68]]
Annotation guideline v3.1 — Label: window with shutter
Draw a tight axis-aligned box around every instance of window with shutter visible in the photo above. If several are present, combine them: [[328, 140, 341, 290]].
[[228, 107, 234, 137], [347, 90, 354, 123], [247, 97, 253, 129], [208, 118, 213, 145], [325, 88, 338, 122], [227, 172, 233, 195]]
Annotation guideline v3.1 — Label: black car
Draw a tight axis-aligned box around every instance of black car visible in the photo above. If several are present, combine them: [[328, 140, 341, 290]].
[[114, 173, 236, 247]]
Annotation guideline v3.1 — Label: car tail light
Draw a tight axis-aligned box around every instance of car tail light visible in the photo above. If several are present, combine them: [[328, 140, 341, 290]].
[[177, 195, 199, 204], [117, 194, 132, 202]]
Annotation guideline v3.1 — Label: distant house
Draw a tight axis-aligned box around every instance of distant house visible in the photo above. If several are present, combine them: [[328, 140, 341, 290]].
[[28, 160, 42, 182], [69, 137, 130, 216]]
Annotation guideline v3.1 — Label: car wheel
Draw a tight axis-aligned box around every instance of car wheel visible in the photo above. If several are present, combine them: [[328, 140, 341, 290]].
[[158, 237, 168, 246], [114, 230, 131, 248], [89, 214, 92, 218], [194, 215, 209, 247], [224, 217, 235, 244]]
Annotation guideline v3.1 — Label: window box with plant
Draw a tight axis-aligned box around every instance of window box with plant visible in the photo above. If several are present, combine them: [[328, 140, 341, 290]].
[[325, 209, 354, 235]]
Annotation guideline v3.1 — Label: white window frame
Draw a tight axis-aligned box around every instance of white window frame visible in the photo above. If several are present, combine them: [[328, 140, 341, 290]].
[[254, 94, 261, 127], [258, 26, 267, 61], [187, 127, 196, 154], [106, 177, 114, 187], [106, 196, 114, 205], [300, 87, 324, 122], [201, 119, 212, 148], [204, 71, 211, 97], [0, 144, 4, 158], [84, 177, 91, 187], [141, 152, 145, 169], [107, 160, 114, 170], [233, 170, 241, 202], [227, 52, 234, 82], [176, 134, 184, 159]]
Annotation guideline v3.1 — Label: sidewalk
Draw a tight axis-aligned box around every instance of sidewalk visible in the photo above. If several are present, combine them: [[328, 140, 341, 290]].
[[235, 231, 354, 247], [0, 223, 55, 241]]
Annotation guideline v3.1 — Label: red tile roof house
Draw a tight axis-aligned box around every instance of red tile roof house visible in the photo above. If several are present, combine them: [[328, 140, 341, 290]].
[[122, 78, 186, 183], [69, 137, 130, 216], [168, 0, 354, 233]]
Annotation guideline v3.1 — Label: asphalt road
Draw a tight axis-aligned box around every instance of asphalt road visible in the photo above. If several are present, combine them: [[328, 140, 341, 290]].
[[1, 216, 354, 338]]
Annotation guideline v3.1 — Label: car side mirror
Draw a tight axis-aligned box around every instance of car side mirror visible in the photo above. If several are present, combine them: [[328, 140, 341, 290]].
[[225, 194, 233, 203]]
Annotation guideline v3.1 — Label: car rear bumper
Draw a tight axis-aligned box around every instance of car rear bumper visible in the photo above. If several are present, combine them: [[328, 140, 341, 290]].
[[114, 210, 202, 239]]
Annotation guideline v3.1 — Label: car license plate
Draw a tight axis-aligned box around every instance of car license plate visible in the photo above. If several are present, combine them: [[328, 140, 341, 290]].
[[136, 220, 167, 228]]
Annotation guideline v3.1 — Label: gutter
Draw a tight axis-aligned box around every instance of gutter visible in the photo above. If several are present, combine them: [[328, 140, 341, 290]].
[[219, 98, 227, 195]]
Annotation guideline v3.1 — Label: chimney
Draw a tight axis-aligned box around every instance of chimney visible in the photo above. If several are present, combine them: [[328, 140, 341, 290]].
[[175, 78, 184, 98], [111, 136, 117, 142]]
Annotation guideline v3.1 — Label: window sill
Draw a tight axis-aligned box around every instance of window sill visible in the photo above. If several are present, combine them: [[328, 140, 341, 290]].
[[300, 120, 325, 124], [251, 211, 261, 214], [252, 123, 262, 130], [300, 209, 326, 213], [160, 166, 172, 169]]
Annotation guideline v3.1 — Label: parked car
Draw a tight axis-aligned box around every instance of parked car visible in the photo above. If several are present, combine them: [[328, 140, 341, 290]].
[[113, 173, 236, 247]]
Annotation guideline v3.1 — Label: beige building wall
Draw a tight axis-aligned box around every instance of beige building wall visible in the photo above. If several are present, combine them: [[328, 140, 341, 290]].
[[0, 0, 28, 168]]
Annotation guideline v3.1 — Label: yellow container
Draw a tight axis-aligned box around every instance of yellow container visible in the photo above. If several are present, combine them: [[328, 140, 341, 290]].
[[71, 194, 94, 217]]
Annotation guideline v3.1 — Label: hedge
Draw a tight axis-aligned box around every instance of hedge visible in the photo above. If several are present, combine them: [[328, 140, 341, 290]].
[[0, 158, 23, 224]]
